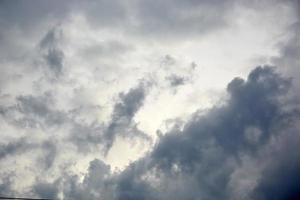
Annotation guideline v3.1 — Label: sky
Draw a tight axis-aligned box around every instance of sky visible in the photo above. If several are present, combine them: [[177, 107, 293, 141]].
[[0, 0, 300, 199]]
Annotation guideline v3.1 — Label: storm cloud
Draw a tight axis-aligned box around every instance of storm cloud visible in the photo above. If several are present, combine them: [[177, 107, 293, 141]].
[[25, 66, 300, 200], [1, 0, 300, 200]]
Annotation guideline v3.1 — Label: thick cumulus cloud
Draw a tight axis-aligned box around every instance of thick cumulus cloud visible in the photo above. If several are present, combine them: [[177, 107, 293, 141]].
[[107, 66, 299, 200], [22, 66, 300, 200], [1, 0, 300, 200], [124, 66, 297, 200], [251, 129, 300, 200]]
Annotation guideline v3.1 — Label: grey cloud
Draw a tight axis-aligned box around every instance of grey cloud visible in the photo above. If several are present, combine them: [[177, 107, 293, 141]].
[[161, 55, 176, 67], [39, 28, 63, 50], [0, 1, 71, 30], [0, 1, 71, 61], [2, 84, 148, 156], [39, 140, 57, 170], [0, 173, 14, 196], [271, 0, 300, 93], [70, 122, 103, 154], [111, 66, 298, 200], [75, 0, 127, 28], [83, 159, 111, 186], [250, 127, 300, 200], [68, 82, 151, 155], [1, 1, 300, 199], [166, 74, 187, 87], [43, 48, 64, 77], [71, 0, 233, 38], [33, 180, 59, 200], [84, 66, 298, 200], [39, 27, 65, 77], [40, 159, 114, 200], [152, 66, 291, 171], [115, 164, 158, 200], [81, 40, 134, 60], [22, 65, 300, 200], [15, 93, 67, 128], [0, 137, 57, 171], [102, 82, 151, 154], [0, 0, 235, 42], [0, 138, 31, 160]]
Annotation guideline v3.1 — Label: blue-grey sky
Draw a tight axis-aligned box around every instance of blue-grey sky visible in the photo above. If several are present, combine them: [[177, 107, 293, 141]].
[[0, 0, 300, 199]]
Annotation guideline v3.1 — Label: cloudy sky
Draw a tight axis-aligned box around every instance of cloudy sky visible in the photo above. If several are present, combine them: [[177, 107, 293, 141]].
[[1, 0, 300, 199]]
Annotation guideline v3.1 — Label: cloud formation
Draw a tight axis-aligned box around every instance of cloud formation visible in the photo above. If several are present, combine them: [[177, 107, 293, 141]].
[[22, 66, 300, 200], [0, 0, 300, 200]]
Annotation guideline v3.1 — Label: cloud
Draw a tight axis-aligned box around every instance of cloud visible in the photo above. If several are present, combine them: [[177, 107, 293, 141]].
[[33, 180, 59, 200], [250, 126, 300, 200], [69, 122, 104, 154], [109, 66, 298, 200], [271, 0, 300, 87], [132, 0, 233, 38], [15, 93, 67, 128], [166, 74, 187, 87], [24, 65, 300, 200], [102, 82, 152, 154], [0, 1, 300, 200], [0, 173, 14, 196], [39, 140, 57, 169], [0, 138, 31, 160], [39, 27, 65, 77], [0, 0, 237, 45]]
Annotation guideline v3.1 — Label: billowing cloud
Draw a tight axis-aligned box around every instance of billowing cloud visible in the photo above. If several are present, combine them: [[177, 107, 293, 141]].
[[19, 66, 300, 200], [1, 0, 300, 200]]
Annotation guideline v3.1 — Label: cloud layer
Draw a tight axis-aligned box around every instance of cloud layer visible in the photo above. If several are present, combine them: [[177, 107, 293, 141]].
[[0, 0, 300, 200]]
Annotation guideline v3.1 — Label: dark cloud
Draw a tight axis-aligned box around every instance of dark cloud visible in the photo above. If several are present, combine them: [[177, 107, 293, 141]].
[[250, 127, 300, 200], [12, 65, 299, 200], [43, 48, 64, 77], [102, 82, 151, 154], [0, 0, 71, 61], [272, 0, 300, 90], [152, 66, 291, 172], [166, 74, 187, 87], [114, 163, 158, 200], [39, 27, 65, 77], [68, 82, 152, 154], [0, 137, 58, 176], [69, 122, 103, 154], [33, 180, 59, 200], [110, 66, 298, 200], [37, 159, 114, 200], [1, 1, 300, 199], [15, 93, 67, 128], [0, 173, 14, 196], [0, 138, 31, 160], [0, 1, 71, 30], [39, 140, 57, 169]]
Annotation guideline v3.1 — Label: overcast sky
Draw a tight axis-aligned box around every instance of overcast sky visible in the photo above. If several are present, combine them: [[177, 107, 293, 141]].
[[1, 0, 300, 199]]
